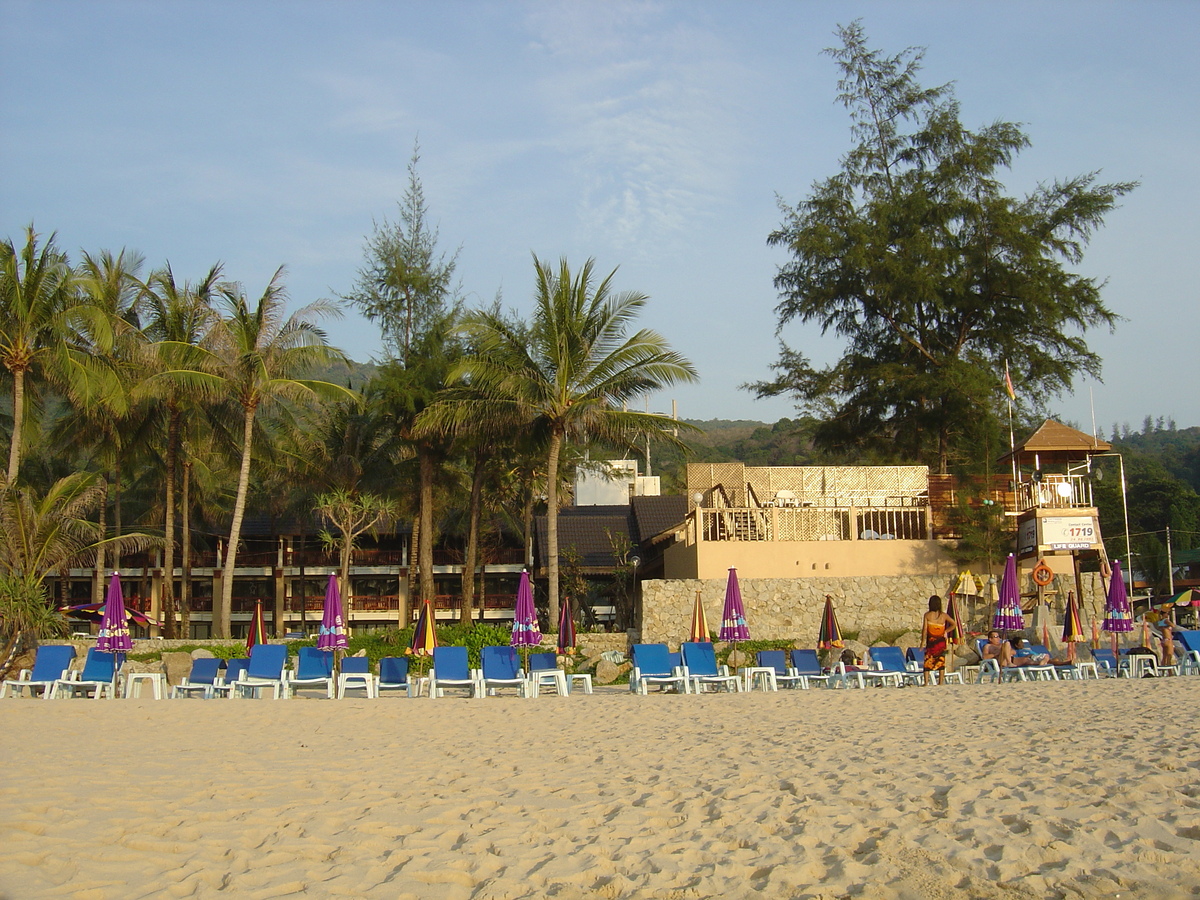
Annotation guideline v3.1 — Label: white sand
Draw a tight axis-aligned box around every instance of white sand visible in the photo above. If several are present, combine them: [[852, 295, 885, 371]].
[[2, 678, 1199, 899]]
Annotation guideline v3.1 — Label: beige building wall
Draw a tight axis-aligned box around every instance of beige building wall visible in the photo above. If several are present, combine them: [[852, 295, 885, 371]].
[[663, 537, 961, 581]]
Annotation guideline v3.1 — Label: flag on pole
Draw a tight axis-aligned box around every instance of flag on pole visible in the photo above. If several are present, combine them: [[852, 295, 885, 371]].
[[1004, 361, 1016, 401]]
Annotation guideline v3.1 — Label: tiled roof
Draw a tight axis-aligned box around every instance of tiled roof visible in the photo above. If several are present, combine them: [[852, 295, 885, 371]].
[[630, 495, 687, 543], [1000, 419, 1110, 462]]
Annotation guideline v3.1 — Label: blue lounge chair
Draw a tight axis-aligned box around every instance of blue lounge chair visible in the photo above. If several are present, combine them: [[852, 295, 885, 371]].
[[377, 657, 413, 696], [209, 658, 250, 697], [232, 644, 287, 699], [171, 657, 223, 699], [864, 646, 921, 687], [1090, 647, 1124, 677], [336, 656, 375, 698], [629, 643, 690, 694], [288, 647, 335, 698], [51, 648, 118, 699], [480, 646, 528, 697], [429, 646, 479, 698], [527, 651, 568, 696], [1176, 630, 1200, 674], [754, 650, 807, 690], [1, 645, 76, 699], [681, 642, 741, 692], [789, 649, 835, 688]]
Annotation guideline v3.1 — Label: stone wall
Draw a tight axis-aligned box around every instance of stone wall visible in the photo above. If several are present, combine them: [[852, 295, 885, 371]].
[[638, 573, 1106, 648]]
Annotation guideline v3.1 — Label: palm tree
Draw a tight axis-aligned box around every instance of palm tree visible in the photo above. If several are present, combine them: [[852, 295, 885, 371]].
[[0, 227, 79, 482], [448, 256, 697, 625], [138, 262, 223, 637], [205, 267, 349, 638], [71, 248, 148, 605], [0, 472, 156, 676]]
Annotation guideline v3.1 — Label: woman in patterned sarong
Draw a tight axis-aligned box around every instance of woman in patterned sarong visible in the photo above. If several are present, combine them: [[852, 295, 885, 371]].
[[920, 595, 956, 685]]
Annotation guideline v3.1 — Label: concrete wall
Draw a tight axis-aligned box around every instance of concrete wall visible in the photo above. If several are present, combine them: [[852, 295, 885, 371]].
[[638, 572, 1108, 647], [663, 538, 961, 581]]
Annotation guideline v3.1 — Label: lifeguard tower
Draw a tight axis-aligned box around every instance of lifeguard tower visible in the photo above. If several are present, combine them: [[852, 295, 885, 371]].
[[1000, 420, 1116, 616]]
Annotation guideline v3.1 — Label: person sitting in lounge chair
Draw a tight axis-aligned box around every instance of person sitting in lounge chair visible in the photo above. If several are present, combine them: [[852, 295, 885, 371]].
[[981, 631, 1013, 667], [1009, 637, 1051, 666]]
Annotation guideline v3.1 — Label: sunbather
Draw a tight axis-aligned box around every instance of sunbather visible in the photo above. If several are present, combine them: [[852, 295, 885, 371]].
[[1009, 637, 1051, 666], [981, 630, 1013, 667]]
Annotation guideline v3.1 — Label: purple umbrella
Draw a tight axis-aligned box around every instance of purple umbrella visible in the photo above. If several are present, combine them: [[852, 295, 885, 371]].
[[97, 573, 133, 675], [511, 571, 542, 649], [318, 574, 349, 651], [992, 554, 1025, 632], [1102, 559, 1134, 654], [719, 567, 750, 642]]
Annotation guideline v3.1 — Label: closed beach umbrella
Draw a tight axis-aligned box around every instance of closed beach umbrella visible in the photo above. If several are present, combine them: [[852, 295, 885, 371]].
[[688, 590, 711, 643], [951, 570, 978, 598], [992, 554, 1025, 632], [1061, 591, 1086, 662], [317, 574, 349, 651], [1101, 560, 1134, 655], [944, 593, 967, 646], [410, 599, 437, 657], [817, 595, 844, 649], [719, 568, 749, 642], [97, 573, 133, 662], [246, 599, 267, 652], [557, 597, 576, 655], [511, 570, 542, 649], [512, 570, 542, 671]]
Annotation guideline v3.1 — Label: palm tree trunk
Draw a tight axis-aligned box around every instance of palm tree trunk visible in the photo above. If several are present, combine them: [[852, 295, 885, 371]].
[[219, 404, 257, 639], [460, 451, 487, 625], [404, 516, 418, 626], [92, 478, 108, 604], [418, 448, 435, 604], [181, 461, 192, 640], [546, 430, 563, 630], [7, 368, 25, 482], [162, 409, 178, 638]]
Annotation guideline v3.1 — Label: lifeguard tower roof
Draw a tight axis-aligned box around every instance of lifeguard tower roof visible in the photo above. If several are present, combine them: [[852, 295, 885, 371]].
[[1000, 419, 1110, 465]]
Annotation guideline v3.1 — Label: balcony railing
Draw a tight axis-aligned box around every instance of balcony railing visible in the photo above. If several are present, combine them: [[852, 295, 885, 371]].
[[1015, 474, 1093, 512], [693, 503, 929, 543]]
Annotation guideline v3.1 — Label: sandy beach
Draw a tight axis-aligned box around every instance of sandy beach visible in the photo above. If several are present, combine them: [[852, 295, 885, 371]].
[[2, 678, 1199, 900]]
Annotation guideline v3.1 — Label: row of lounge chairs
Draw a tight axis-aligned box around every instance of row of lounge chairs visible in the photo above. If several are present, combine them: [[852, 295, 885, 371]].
[[7, 632, 1199, 700]]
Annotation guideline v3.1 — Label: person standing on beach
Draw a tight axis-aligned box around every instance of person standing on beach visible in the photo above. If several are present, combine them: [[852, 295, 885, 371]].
[[920, 595, 957, 685]]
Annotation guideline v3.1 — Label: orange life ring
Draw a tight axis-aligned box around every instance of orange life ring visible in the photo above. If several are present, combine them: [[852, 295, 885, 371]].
[[1100, 560, 1112, 579], [1032, 561, 1054, 586]]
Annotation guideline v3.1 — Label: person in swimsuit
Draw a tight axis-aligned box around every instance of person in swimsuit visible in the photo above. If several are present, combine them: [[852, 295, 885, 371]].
[[920, 595, 957, 685]]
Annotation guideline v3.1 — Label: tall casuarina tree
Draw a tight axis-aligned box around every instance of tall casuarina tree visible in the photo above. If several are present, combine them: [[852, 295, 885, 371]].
[[447, 256, 697, 627]]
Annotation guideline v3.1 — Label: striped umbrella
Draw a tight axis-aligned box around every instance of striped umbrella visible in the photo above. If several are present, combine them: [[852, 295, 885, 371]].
[[59, 602, 162, 629], [992, 554, 1025, 632], [1101, 559, 1134, 655], [557, 597, 576, 655], [246, 598, 268, 652], [410, 599, 437, 656], [97, 573, 133, 673], [1061, 591, 1086, 662], [817, 595, 844, 649], [317, 574, 349, 651], [719, 568, 749, 642], [688, 590, 711, 643]]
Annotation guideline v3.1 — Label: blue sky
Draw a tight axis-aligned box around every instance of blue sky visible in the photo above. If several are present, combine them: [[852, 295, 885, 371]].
[[2, 1, 1197, 435]]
